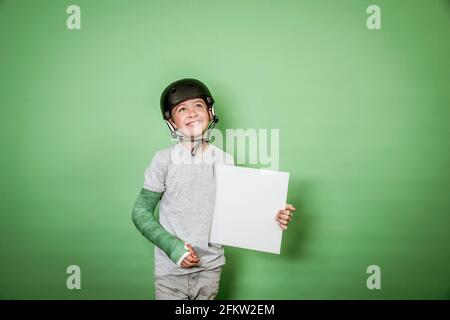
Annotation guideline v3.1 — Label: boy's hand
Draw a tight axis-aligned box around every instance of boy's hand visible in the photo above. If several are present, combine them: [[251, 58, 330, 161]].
[[181, 243, 200, 268], [276, 204, 296, 230]]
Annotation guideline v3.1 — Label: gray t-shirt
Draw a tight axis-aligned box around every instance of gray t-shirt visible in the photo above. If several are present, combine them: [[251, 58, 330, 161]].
[[143, 142, 234, 276]]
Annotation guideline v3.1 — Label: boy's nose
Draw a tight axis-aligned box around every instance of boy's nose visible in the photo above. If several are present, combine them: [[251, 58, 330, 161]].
[[187, 109, 198, 118]]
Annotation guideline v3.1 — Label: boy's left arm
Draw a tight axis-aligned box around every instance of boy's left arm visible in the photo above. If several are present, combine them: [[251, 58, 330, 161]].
[[275, 204, 296, 230]]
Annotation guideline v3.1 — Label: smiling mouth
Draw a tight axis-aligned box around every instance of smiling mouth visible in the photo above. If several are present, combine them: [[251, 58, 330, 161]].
[[185, 120, 203, 126]]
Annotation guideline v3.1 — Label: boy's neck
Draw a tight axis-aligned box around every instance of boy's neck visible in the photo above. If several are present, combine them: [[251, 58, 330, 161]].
[[179, 140, 209, 152]]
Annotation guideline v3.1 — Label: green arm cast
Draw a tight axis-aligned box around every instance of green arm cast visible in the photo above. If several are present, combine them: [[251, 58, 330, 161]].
[[131, 188, 188, 265]]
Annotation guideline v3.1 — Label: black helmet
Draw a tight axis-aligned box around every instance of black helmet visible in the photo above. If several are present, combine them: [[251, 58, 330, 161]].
[[160, 78, 215, 120]]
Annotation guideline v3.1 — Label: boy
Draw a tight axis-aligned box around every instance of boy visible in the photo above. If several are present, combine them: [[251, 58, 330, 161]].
[[132, 78, 296, 300]]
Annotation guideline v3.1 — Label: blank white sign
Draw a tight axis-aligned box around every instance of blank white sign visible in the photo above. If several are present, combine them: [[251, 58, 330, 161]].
[[209, 165, 290, 254]]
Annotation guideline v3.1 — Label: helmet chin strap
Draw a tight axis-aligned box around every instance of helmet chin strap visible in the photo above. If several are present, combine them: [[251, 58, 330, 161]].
[[166, 118, 218, 156]]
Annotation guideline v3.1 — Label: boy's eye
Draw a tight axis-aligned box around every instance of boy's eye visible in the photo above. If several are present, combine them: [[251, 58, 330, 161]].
[[178, 107, 186, 112], [195, 103, 204, 109]]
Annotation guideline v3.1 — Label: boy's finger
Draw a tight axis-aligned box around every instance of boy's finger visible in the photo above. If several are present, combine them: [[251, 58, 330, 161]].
[[279, 213, 292, 221], [276, 212, 291, 220], [276, 214, 289, 227], [186, 244, 198, 258], [189, 261, 199, 268], [279, 209, 293, 216], [182, 259, 197, 268], [279, 223, 288, 230], [286, 204, 296, 211], [186, 254, 199, 263]]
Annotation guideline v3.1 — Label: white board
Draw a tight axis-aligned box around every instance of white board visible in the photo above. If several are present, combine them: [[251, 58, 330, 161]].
[[209, 165, 290, 254]]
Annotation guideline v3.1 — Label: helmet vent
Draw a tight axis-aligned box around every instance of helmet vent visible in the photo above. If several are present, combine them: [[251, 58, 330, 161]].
[[170, 87, 177, 93]]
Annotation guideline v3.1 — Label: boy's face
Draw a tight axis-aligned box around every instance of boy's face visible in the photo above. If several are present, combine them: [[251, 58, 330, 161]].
[[169, 98, 212, 138]]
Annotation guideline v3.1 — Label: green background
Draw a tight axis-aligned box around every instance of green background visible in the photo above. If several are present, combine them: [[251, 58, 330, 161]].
[[0, 0, 449, 299]]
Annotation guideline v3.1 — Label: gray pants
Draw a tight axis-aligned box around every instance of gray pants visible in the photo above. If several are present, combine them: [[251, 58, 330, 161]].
[[155, 266, 223, 300]]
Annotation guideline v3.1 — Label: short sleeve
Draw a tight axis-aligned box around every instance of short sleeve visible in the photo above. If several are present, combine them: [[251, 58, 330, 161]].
[[143, 151, 168, 193]]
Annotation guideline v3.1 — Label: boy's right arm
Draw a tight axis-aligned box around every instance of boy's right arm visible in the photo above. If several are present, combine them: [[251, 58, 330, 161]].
[[131, 188, 190, 266]]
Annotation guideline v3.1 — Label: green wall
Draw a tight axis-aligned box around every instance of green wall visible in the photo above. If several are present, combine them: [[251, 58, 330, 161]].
[[0, 0, 449, 299]]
